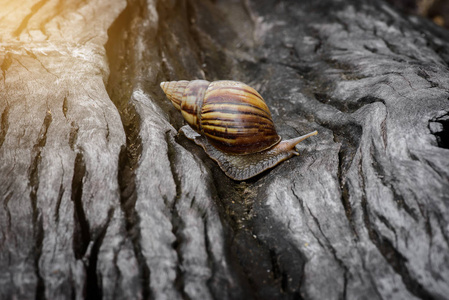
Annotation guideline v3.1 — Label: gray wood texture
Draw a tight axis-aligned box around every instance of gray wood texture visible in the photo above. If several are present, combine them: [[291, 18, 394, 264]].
[[1, 0, 448, 299]]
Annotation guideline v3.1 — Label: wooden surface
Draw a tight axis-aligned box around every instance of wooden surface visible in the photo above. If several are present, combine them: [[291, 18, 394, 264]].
[[1, 0, 449, 299]]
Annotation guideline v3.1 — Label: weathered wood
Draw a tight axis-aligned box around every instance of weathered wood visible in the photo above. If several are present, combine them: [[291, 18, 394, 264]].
[[1, 0, 449, 299]]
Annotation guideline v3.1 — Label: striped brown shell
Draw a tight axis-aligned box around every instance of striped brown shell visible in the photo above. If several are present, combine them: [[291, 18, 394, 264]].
[[160, 80, 281, 155]]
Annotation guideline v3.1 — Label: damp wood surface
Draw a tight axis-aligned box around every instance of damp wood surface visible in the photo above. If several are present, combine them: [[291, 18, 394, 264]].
[[1, 0, 449, 299]]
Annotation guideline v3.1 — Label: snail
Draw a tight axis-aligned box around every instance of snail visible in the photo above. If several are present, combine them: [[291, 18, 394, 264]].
[[160, 80, 317, 180]]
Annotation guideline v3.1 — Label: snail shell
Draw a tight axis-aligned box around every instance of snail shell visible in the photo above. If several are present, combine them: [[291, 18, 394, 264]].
[[161, 80, 280, 154], [161, 80, 317, 180]]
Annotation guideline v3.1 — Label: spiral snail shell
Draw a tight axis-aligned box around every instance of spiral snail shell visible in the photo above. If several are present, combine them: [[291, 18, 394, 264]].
[[161, 80, 317, 180]]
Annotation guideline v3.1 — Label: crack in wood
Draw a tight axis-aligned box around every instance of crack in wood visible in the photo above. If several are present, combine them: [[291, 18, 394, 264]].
[[369, 141, 419, 221], [85, 207, 114, 300], [68, 122, 79, 151], [375, 212, 398, 246], [13, 0, 49, 37], [71, 152, 90, 259], [202, 216, 219, 300], [117, 144, 151, 300], [24, 49, 58, 78], [54, 182, 64, 224], [62, 96, 68, 119], [165, 132, 191, 300], [0, 105, 10, 149], [436, 212, 449, 249], [37, 0, 67, 39], [306, 204, 349, 299], [359, 152, 435, 299], [357, 157, 387, 300], [104, 0, 153, 297], [27, 109, 52, 300], [291, 183, 305, 214], [1, 52, 12, 84], [417, 69, 439, 88], [337, 146, 359, 239], [103, 111, 111, 143], [0, 192, 13, 254], [429, 112, 449, 149]]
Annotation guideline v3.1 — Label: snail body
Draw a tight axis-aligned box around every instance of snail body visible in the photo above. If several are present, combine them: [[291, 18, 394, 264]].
[[161, 80, 317, 180]]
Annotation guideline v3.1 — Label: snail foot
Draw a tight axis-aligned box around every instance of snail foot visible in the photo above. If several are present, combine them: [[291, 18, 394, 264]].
[[180, 126, 317, 181]]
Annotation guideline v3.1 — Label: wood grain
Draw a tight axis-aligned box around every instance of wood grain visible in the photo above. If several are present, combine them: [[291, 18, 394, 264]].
[[1, 0, 448, 299]]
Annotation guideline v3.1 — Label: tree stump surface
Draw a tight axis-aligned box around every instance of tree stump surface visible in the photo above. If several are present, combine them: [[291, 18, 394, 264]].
[[1, 0, 448, 299]]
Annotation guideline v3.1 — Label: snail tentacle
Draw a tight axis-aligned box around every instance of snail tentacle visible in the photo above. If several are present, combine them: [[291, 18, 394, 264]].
[[276, 131, 318, 155]]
